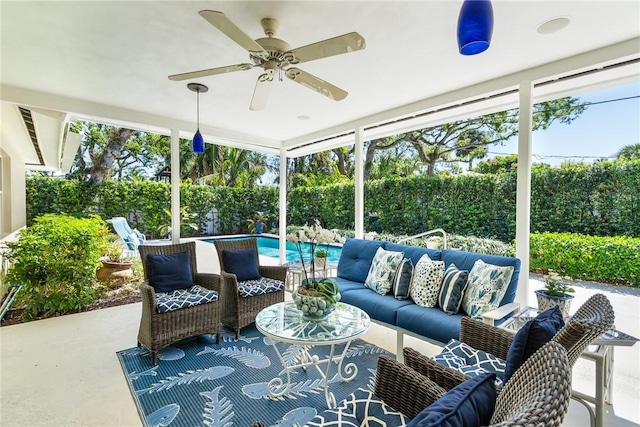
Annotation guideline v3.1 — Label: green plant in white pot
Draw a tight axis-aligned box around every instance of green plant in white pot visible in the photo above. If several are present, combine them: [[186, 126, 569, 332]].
[[535, 270, 575, 318]]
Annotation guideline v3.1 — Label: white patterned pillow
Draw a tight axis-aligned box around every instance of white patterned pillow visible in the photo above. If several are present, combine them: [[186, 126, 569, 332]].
[[409, 254, 445, 308], [364, 247, 404, 295], [461, 259, 514, 320]]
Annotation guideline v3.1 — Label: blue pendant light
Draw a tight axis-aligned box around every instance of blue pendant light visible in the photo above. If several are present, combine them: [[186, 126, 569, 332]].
[[457, 0, 494, 56], [187, 83, 208, 154]]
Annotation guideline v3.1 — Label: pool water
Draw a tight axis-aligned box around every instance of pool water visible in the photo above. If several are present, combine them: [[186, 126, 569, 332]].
[[204, 235, 342, 264]]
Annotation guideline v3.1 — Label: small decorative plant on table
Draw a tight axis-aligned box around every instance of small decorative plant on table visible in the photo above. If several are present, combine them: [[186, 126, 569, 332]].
[[287, 221, 345, 320], [535, 270, 575, 318]]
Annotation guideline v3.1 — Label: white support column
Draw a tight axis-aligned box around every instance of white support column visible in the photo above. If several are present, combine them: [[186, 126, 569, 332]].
[[279, 147, 288, 263], [354, 127, 364, 239], [515, 81, 533, 306], [170, 128, 180, 243]]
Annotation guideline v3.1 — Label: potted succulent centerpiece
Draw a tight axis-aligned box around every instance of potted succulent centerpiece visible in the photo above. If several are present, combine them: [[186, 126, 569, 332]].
[[535, 270, 575, 318], [287, 221, 345, 320]]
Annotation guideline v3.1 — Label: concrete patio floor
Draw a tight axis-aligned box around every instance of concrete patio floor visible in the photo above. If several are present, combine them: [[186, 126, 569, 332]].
[[1, 274, 638, 426]]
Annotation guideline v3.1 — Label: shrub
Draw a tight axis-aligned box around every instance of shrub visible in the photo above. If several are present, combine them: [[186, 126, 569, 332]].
[[530, 232, 640, 287], [5, 214, 109, 320]]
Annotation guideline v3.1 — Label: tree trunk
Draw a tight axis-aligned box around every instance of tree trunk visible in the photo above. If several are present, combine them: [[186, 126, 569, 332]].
[[88, 128, 137, 185]]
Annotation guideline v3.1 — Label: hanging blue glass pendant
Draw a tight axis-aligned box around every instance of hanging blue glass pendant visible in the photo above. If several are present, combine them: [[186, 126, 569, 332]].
[[457, 0, 494, 55]]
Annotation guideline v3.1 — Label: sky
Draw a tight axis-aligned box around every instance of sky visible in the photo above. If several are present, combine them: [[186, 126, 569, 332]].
[[487, 81, 640, 166]]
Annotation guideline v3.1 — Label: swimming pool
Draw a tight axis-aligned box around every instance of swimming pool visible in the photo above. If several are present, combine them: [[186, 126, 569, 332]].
[[204, 235, 343, 264]]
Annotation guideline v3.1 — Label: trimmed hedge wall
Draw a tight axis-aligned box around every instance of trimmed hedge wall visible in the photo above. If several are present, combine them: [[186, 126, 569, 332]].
[[530, 232, 640, 287], [26, 160, 639, 241]]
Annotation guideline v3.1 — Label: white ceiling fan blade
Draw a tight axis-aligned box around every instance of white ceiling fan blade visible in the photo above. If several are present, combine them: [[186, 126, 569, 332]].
[[287, 32, 365, 64], [199, 10, 268, 58], [168, 63, 253, 81], [250, 73, 274, 111], [285, 68, 348, 101]]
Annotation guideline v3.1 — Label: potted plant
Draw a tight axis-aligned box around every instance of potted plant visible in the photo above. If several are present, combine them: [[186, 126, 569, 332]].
[[315, 248, 328, 269], [96, 238, 133, 282], [247, 211, 268, 234], [535, 270, 575, 318], [286, 221, 345, 320]]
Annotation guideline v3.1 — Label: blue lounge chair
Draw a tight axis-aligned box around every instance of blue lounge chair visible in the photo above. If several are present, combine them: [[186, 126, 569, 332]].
[[107, 217, 146, 254]]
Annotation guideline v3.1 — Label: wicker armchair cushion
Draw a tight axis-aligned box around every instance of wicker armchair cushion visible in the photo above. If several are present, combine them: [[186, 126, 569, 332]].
[[222, 249, 261, 281], [237, 277, 285, 298], [438, 264, 469, 314], [406, 372, 496, 427], [434, 339, 506, 386], [503, 305, 564, 382], [147, 251, 193, 292], [392, 258, 414, 300], [306, 388, 409, 427], [154, 285, 219, 313]]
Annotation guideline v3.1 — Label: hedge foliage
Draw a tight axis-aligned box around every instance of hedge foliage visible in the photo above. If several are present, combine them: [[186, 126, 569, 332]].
[[26, 160, 639, 242], [530, 232, 640, 287]]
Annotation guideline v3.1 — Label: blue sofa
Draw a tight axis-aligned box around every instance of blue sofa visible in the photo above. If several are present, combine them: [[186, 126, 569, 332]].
[[332, 238, 521, 357]]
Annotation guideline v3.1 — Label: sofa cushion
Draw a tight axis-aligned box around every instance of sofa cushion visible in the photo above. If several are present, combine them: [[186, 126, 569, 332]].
[[396, 304, 465, 344], [503, 305, 564, 383], [461, 259, 514, 319], [337, 238, 386, 283], [434, 339, 506, 387], [441, 250, 521, 321], [237, 277, 285, 298], [410, 255, 445, 308], [393, 258, 414, 300], [364, 247, 404, 295], [222, 249, 261, 282], [307, 388, 409, 427], [340, 288, 413, 325], [439, 264, 469, 314], [406, 372, 496, 427], [147, 251, 194, 292], [155, 285, 218, 313], [385, 243, 442, 266], [333, 277, 368, 294]]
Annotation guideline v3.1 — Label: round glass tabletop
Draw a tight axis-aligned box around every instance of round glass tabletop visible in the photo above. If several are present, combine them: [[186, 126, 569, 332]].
[[255, 301, 371, 345]]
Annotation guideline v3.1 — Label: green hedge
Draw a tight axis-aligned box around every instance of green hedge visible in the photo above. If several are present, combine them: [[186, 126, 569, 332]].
[[530, 232, 640, 287], [26, 160, 639, 241]]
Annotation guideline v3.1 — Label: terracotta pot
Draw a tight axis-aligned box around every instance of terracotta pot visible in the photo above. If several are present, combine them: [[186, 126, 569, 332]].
[[97, 261, 133, 282]]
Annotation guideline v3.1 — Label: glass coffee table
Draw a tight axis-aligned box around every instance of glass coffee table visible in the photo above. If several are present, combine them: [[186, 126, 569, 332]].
[[255, 301, 371, 408]]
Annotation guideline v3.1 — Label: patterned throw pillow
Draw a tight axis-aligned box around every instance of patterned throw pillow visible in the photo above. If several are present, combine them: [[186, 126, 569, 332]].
[[392, 258, 414, 300], [434, 339, 506, 387], [438, 264, 469, 315], [364, 247, 404, 295], [461, 260, 514, 320], [409, 254, 445, 308]]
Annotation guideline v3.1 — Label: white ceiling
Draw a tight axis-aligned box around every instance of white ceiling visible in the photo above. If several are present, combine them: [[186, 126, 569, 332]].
[[1, 1, 639, 162]]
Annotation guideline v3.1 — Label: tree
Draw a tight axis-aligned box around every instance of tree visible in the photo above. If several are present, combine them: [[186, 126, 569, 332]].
[[616, 143, 640, 160], [475, 154, 519, 174], [369, 97, 587, 175]]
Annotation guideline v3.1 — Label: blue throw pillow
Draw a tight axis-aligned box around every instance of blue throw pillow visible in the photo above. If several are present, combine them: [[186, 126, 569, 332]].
[[503, 305, 564, 383], [392, 258, 414, 300], [406, 372, 496, 427], [438, 264, 469, 315], [222, 249, 261, 282], [147, 252, 194, 293]]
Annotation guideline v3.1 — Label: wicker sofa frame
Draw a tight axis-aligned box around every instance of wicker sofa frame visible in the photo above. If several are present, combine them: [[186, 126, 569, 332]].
[[213, 237, 286, 339], [138, 242, 221, 365]]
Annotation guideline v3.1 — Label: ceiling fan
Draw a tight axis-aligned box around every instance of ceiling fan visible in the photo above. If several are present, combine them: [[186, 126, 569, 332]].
[[169, 10, 366, 110]]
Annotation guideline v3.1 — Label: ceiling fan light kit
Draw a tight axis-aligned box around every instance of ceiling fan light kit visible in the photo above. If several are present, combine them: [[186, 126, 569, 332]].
[[457, 0, 494, 56], [169, 10, 365, 110], [187, 82, 208, 154]]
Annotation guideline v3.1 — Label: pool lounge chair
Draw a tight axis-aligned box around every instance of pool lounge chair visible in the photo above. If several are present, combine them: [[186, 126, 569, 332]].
[[107, 217, 146, 254]]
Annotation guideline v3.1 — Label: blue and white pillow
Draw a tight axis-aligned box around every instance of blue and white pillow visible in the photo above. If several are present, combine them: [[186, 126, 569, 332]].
[[392, 258, 414, 300], [364, 247, 404, 295], [409, 255, 445, 308], [438, 264, 469, 314], [434, 339, 506, 387], [461, 260, 514, 319]]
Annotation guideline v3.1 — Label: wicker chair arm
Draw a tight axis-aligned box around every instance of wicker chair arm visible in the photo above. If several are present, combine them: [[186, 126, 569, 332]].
[[460, 316, 514, 360], [374, 355, 447, 420], [194, 272, 221, 292], [258, 265, 288, 282], [403, 347, 469, 391]]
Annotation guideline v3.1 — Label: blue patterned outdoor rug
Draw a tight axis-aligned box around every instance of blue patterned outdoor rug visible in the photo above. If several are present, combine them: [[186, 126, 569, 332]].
[[117, 324, 390, 426]]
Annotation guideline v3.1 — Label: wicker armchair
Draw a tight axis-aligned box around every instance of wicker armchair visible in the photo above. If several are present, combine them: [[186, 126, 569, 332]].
[[213, 237, 286, 338], [408, 293, 615, 392], [138, 242, 221, 364], [305, 341, 571, 426]]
